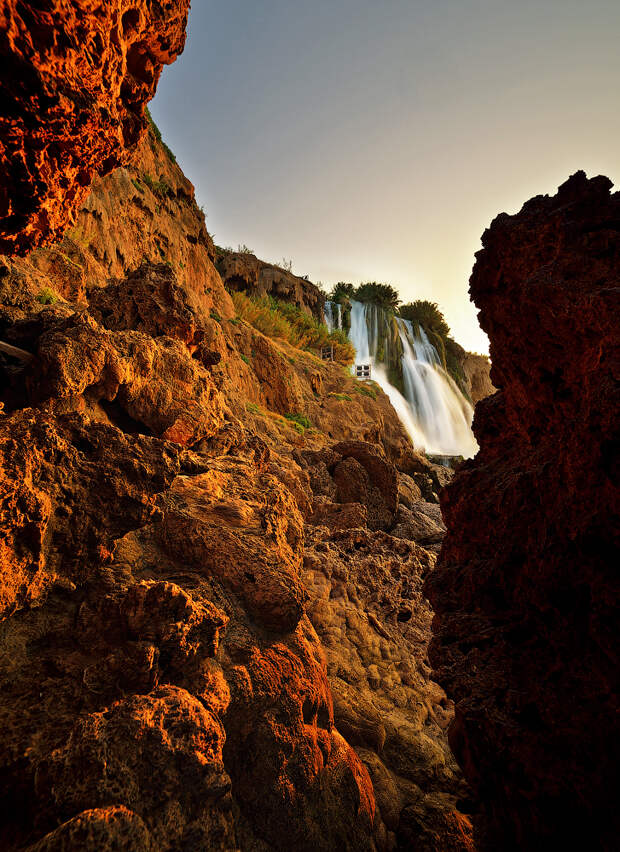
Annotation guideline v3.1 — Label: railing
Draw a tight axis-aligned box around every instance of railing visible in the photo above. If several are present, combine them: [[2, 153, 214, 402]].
[[321, 345, 334, 362]]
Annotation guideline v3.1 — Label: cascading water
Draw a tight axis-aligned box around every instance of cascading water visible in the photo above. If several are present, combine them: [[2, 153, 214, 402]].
[[324, 300, 342, 332], [347, 300, 478, 458]]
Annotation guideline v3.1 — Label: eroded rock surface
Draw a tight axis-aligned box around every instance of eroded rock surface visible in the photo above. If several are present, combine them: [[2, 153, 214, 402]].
[[0, 112, 475, 850], [426, 172, 620, 850], [0, 0, 190, 254]]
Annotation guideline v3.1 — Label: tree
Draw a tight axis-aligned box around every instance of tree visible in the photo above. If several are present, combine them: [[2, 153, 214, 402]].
[[399, 300, 451, 338], [354, 282, 401, 310]]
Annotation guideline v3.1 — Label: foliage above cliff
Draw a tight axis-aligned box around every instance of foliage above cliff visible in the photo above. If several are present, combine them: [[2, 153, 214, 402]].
[[330, 281, 401, 310], [231, 291, 355, 364]]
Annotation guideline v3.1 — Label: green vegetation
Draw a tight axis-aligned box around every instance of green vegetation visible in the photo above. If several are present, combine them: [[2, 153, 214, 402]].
[[328, 392, 352, 402], [285, 413, 311, 435], [246, 402, 262, 415], [399, 300, 450, 339], [145, 107, 176, 163], [36, 287, 57, 305], [131, 177, 144, 194], [210, 309, 222, 323], [329, 282, 355, 302], [354, 383, 377, 400], [285, 413, 311, 429], [353, 282, 401, 310], [142, 172, 172, 199], [240, 354, 251, 365], [231, 291, 355, 364]]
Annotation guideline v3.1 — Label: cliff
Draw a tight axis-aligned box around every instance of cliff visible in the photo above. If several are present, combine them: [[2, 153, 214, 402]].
[[217, 249, 325, 321], [425, 172, 620, 850], [0, 0, 190, 255], [0, 123, 474, 849]]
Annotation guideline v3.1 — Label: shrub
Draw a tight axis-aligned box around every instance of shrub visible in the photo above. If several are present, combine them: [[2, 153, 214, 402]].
[[131, 177, 144, 194], [210, 309, 222, 323], [36, 287, 57, 305], [142, 172, 172, 199], [230, 291, 355, 365], [285, 413, 311, 429], [240, 354, 250, 365], [238, 244, 254, 255]]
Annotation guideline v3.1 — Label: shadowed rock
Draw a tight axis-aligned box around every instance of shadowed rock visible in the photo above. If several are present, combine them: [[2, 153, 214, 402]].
[[426, 172, 620, 851]]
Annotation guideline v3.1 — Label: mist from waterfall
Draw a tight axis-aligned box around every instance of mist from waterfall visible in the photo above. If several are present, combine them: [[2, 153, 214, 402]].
[[338, 299, 478, 458]]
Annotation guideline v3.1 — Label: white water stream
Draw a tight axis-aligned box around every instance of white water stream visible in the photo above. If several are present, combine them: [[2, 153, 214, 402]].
[[328, 299, 478, 458]]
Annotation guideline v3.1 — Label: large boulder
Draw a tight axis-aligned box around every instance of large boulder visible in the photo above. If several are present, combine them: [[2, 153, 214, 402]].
[[426, 172, 620, 850]]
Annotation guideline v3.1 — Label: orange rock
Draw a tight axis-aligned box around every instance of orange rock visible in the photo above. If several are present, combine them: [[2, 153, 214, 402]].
[[0, 0, 191, 254]]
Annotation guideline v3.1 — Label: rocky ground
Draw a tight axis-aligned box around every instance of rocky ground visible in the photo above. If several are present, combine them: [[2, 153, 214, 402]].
[[0, 118, 481, 850]]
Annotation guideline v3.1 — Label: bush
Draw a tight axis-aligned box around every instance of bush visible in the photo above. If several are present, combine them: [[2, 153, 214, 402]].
[[231, 291, 355, 364], [142, 172, 172, 199], [210, 309, 222, 323], [36, 287, 57, 305], [285, 413, 311, 435], [240, 353, 250, 365], [328, 393, 352, 402]]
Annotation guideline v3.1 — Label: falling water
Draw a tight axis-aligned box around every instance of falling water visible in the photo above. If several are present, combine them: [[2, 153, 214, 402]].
[[348, 300, 478, 458], [325, 301, 342, 332]]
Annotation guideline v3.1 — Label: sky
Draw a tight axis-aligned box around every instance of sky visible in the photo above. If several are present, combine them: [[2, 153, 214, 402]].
[[150, 0, 620, 354]]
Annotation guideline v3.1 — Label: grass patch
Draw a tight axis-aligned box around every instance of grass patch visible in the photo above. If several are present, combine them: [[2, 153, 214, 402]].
[[142, 172, 172, 199], [354, 384, 377, 400], [36, 287, 57, 305], [131, 177, 144, 194], [210, 310, 222, 323], [284, 414, 312, 429], [146, 107, 176, 163], [328, 392, 352, 402], [240, 354, 250, 365], [246, 402, 262, 415], [231, 291, 355, 364]]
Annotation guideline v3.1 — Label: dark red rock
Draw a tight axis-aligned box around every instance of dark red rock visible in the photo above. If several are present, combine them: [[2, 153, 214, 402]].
[[0, 0, 190, 255], [425, 172, 620, 850]]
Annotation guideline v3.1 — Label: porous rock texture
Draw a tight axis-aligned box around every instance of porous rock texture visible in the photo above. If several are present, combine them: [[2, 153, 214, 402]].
[[0, 121, 476, 849], [0, 0, 190, 255], [426, 172, 620, 850]]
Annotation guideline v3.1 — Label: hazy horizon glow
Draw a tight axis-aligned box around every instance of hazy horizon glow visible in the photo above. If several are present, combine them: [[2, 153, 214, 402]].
[[151, 0, 620, 353]]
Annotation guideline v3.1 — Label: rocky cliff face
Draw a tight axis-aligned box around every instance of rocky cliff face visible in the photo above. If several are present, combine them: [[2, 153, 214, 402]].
[[0, 119, 475, 849], [461, 353, 493, 405], [426, 172, 620, 850], [0, 0, 190, 255], [217, 249, 325, 320]]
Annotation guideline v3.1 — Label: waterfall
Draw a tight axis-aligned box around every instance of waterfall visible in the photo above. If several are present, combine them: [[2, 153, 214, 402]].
[[325, 301, 343, 333], [348, 300, 478, 458]]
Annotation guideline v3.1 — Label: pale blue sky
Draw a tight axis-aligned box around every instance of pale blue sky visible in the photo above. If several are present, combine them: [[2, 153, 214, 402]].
[[151, 0, 620, 353]]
